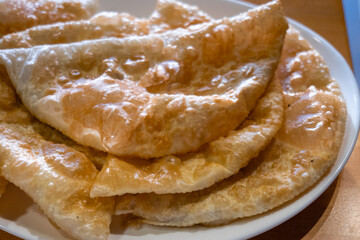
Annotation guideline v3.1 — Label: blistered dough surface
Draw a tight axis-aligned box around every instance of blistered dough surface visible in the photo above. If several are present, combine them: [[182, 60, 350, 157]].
[[0, 1, 288, 158], [91, 78, 283, 196], [0, 75, 113, 240], [0, 122, 114, 240], [0, 0, 211, 49], [114, 28, 346, 226], [0, 0, 98, 36]]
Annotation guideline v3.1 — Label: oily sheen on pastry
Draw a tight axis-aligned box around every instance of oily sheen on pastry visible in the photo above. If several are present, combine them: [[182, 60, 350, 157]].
[[0, 2, 221, 238], [0, 0, 185, 233], [0, 0, 96, 199], [0, 123, 114, 240], [0, 0, 213, 197], [0, 0, 98, 37], [149, 0, 211, 32], [0, 0, 213, 199], [0, 1, 288, 158], [114, 28, 346, 226], [91, 78, 283, 196], [0, 0, 211, 49], [0, 77, 114, 240]]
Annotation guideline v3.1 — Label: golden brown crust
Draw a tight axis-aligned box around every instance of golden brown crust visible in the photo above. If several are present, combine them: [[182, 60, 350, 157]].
[[0, 0, 288, 158], [149, 0, 211, 32], [0, 0, 98, 37], [91, 78, 283, 196], [276, 28, 343, 96], [0, 0, 346, 235], [0, 0, 211, 50], [0, 122, 114, 240], [114, 28, 347, 226], [0, 61, 112, 239], [0, 71, 108, 166], [0, 13, 149, 49], [0, 0, 222, 235], [0, 0, 211, 166]]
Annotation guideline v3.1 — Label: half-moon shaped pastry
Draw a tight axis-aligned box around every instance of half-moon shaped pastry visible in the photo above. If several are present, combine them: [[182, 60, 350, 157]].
[[0, 0, 213, 168], [0, 76, 113, 240], [0, 0, 288, 158], [0, 0, 98, 37], [91, 78, 283, 196], [0, 122, 114, 240], [114, 28, 347, 226], [0, 0, 98, 199], [0, 0, 213, 199], [0, 0, 210, 49]]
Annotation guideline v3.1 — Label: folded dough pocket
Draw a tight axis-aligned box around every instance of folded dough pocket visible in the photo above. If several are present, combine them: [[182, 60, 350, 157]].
[[0, 0, 99, 37], [114, 28, 347, 227], [0, 0, 211, 49], [91, 78, 284, 196], [0, 69, 113, 240], [0, 0, 288, 159], [0, 122, 114, 240], [0, 0, 215, 202]]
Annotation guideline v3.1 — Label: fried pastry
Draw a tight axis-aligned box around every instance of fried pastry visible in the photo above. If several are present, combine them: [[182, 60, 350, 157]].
[[0, 71, 15, 198], [0, 0, 213, 200], [0, 122, 114, 240], [0, 0, 213, 161], [114, 28, 346, 226], [0, 0, 208, 235], [0, 0, 288, 158], [149, 0, 211, 32], [0, 0, 348, 238], [91, 78, 283, 196], [0, 0, 211, 49], [0, 65, 107, 166], [0, 74, 114, 240], [0, 0, 98, 37], [0, 0, 213, 166], [0, 12, 149, 49]]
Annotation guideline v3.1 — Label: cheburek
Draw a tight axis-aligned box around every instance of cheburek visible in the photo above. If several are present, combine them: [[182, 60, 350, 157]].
[[0, 0, 211, 49], [114, 28, 347, 226], [0, 0, 98, 201], [0, 0, 98, 37], [0, 0, 211, 161], [0, 0, 288, 159], [0, 123, 114, 240], [91, 78, 283, 196], [0, 0, 212, 165], [0, 0, 214, 197], [0, 76, 114, 240], [0, 1, 239, 238], [0, 1, 212, 237]]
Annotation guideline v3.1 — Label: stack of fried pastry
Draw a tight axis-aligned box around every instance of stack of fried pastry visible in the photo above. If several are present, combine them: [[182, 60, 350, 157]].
[[0, 0, 347, 239]]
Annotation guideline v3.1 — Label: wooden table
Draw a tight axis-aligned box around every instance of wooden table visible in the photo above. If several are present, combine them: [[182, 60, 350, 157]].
[[0, 0, 358, 239]]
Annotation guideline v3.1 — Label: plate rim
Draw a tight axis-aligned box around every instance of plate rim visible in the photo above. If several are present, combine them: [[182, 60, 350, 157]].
[[0, 0, 359, 239]]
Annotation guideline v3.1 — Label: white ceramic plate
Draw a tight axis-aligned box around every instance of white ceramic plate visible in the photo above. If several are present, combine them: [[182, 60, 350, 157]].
[[0, 0, 359, 239]]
